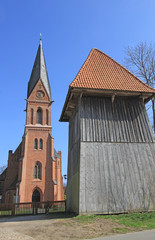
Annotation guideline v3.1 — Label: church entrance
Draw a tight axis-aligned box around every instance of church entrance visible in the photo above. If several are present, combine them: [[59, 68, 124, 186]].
[[32, 189, 40, 202]]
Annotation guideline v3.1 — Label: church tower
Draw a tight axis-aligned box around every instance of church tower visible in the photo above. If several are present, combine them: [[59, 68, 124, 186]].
[[17, 39, 64, 202], [0, 40, 63, 204]]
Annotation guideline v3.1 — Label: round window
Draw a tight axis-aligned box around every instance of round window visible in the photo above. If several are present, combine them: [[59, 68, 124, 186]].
[[36, 91, 45, 99]]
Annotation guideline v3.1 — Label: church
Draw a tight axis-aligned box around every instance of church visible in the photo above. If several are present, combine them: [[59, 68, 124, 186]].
[[0, 40, 64, 204]]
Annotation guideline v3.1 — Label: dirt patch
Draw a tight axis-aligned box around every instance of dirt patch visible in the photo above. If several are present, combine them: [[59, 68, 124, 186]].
[[0, 214, 135, 240]]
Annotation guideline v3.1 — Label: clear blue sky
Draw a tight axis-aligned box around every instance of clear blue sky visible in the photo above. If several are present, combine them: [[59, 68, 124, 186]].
[[0, 0, 155, 182]]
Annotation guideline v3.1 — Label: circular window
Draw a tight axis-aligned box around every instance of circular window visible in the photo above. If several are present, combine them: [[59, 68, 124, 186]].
[[36, 91, 45, 99]]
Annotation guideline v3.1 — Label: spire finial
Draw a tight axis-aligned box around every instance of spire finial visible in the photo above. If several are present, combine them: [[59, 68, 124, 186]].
[[40, 33, 42, 44]]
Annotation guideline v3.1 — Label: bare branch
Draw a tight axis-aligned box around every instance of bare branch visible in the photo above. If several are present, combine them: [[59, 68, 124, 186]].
[[124, 42, 155, 132]]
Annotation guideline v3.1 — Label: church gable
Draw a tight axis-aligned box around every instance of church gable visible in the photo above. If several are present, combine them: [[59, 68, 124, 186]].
[[28, 79, 51, 102]]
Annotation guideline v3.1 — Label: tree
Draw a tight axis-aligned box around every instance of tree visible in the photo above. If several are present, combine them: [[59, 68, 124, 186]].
[[124, 42, 155, 132], [0, 165, 6, 175]]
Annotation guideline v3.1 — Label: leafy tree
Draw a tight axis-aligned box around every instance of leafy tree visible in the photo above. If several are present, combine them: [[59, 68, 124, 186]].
[[124, 42, 155, 132]]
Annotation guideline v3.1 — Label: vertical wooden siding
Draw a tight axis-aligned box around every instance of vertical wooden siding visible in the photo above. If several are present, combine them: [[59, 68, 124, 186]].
[[80, 142, 155, 213], [66, 103, 80, 213], [80, 97, 154, 143], [79, 96, 155, 213]]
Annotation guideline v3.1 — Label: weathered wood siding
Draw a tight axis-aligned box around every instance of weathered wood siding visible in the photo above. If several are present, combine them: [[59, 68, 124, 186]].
[[80, 97, 154, 143], [67, 96, 155, 214], [66, 103, 80, 213], [80, 142, 155, 213]]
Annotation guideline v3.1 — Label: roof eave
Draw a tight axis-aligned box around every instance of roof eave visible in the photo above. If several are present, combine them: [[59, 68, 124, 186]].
[[60, 87, 155, 122], [59, 86, 72, 122]]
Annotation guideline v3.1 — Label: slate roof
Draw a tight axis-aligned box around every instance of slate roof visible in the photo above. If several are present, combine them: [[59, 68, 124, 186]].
[[70, 48, 155, 93], [27, 39, 51, 98], [54, 149, 60, 159]]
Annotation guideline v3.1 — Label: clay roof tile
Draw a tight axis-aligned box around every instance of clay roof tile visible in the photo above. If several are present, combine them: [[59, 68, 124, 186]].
[[70, 48, 155, 93]]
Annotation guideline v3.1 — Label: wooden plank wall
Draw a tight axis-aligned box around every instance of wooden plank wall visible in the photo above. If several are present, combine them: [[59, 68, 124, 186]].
[[80, 142, 155, 213], [79, 96, 155, 213], [66, 103, 80, 213], [80, 97, 154, 143]]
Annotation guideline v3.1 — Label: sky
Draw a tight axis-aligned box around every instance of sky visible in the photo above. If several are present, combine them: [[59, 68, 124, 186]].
[[0, 0, 155, 183]]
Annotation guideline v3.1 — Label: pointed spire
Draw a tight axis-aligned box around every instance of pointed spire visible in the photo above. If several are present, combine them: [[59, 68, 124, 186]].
[[27, 38, 51, 99]]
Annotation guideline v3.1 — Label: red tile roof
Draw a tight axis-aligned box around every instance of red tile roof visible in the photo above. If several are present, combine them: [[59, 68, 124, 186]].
[[70, 48, 155, 93], [60, 48, 155, 121]]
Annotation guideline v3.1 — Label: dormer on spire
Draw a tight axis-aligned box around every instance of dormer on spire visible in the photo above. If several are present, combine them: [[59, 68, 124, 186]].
[[27, 39, 51, 99]]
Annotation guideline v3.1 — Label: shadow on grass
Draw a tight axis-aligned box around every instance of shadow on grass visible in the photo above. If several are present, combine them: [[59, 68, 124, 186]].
[[0, 212, 76, 223]]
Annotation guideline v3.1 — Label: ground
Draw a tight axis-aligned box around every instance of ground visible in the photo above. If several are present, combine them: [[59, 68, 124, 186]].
[[0, 213, 153, 240]]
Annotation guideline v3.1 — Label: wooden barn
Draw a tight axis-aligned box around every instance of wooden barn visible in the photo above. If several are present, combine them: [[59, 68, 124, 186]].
[[60, 48, 155, 214]]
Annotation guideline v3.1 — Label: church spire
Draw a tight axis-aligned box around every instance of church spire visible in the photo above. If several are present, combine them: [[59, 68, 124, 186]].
[[27, 39, 51, 99]]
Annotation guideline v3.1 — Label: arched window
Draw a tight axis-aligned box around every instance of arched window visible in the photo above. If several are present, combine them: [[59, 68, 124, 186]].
[[37, 108, 42, 124], [34, 138, 38, 149], [46, 109, 49, 125], [34, 161, 42, 179], [39, 139, 43, 150], [31, 108, 34, 124]]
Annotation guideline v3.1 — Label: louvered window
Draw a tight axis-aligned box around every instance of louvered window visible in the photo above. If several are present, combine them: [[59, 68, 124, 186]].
[[37, 108, 42, 124], [46, 109, 49, 125], [34, 138, 38, 149], [31, 108, 34, 124], [39, 139, 43, 150]]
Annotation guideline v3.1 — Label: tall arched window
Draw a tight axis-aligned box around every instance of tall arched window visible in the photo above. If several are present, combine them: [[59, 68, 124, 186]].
[[34, 161, 42, 179], [31, 108, 34, 124], [37, 108, 42, 124], [46, 109, 49, 125], [39, 139, 43, 150], [34, 138, 38, 149]]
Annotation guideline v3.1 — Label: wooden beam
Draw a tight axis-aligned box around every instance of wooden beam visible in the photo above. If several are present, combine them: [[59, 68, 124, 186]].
[[111, 94, 116, 103]]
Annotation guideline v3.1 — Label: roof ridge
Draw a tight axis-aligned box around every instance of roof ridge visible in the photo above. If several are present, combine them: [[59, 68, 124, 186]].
[[93, 48, 155, 92]]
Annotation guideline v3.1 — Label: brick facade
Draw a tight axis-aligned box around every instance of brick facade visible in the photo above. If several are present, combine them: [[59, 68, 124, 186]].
[[0, 41, 64, 203]]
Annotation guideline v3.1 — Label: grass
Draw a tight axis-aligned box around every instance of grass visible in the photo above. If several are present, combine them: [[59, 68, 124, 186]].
[[76, 212, 155, 230], [0, 209, 155, 231], [0, 210, 12, 216], [113, 227, 128, 233]]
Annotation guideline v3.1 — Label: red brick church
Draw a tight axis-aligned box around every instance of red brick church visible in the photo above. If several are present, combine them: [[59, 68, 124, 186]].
[[0, 40, 64, 204]]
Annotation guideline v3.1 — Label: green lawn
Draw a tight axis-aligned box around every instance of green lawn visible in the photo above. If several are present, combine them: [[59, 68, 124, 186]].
[[0, 210, 12, 216], [0, 209, 155, 231], [76, 212, 155, 230]]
